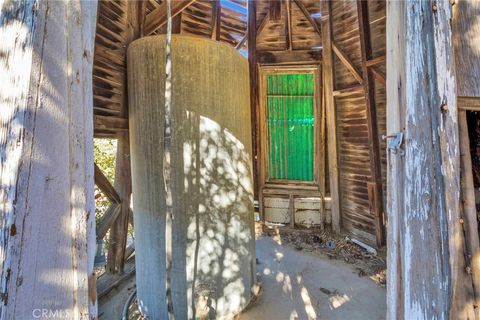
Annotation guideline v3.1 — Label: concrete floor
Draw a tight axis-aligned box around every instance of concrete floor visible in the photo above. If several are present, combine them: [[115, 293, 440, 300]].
[[99, 236, 386, 319], [239, 236, 386, 320]]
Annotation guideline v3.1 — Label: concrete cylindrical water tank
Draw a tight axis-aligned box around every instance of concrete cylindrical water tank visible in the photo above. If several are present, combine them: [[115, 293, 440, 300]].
[[128, 35, 255, 319]]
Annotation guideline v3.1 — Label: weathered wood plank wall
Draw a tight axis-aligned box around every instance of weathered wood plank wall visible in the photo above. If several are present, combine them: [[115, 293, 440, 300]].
[[323, 0, 386, 246], [0, 0, 97, 318]]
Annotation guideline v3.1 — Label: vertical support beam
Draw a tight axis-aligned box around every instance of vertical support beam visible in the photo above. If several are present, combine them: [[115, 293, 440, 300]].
[[211, 0, 221, 41], [453, 1, 480, 315], [458, 109, 480, 315], [289, 195, 295, 228], [0, 0, 98, 317], [269, 0, 282, 21], [172, 12, 183, 34], [285, 0, 293, 51], [386, 1, 475, 318], [356, 0, 384, 246], [320, 1, 341, 232], [107, 0, 140, 274], [248, 0, 261, 217], [107, 133, 132, 273]]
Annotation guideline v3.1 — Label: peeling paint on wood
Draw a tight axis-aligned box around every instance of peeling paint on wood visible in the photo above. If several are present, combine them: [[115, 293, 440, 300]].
[[0, 0, 97, 318]]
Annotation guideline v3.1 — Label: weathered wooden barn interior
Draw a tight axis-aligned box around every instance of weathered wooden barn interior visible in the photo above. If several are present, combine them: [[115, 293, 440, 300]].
[[1, 0, 480, 319]]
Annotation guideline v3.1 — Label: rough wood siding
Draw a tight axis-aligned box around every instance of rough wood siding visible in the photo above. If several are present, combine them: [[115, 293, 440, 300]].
[[328, 0, 387, 245], [335, 92, 375, 243], [0, 0, 97, 318], [256, 0, 321, 51], [369, 1, 387, 216]]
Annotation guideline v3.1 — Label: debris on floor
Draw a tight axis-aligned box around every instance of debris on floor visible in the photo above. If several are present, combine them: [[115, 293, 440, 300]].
[[257, 222, 387, 287]]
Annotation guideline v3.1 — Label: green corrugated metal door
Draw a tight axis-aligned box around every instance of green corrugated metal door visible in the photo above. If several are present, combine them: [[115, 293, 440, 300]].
[[267, 73, 315, 181]]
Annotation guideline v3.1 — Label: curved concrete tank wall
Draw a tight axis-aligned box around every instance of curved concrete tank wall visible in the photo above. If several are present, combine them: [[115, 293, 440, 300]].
[[127, 35, 255, 319]]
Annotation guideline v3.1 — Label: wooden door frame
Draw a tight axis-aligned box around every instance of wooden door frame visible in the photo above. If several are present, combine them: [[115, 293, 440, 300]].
[[258, 65, 324, 193]]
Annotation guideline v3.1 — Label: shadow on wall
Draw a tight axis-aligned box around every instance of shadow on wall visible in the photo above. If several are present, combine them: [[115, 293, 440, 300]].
[[181, 111, 255, 319]]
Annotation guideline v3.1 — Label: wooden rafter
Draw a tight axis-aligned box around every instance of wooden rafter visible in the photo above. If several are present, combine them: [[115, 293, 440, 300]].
[[293, 0, 321, 36], [332, 42, 363, 84], [144, 0, 197, 35]]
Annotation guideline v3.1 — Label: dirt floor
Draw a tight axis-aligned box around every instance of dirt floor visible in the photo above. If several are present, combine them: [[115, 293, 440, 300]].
[[257, 223, 387, 287], [238, 223, 386, 319], [99, 222, 387, 319]]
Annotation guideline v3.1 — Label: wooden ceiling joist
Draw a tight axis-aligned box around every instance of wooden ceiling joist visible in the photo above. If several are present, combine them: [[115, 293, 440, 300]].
[[144, 0, 198, 35]]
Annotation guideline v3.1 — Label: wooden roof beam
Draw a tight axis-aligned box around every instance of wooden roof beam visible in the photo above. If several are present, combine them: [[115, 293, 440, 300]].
[[144, 0, 197, 35]]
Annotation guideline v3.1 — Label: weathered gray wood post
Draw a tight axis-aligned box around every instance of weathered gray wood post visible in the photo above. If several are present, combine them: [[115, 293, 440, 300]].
[[0, 0, 98, 318], [386, 1, 475, 318]]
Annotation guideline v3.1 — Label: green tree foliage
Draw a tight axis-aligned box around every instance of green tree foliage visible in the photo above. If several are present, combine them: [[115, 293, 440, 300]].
[[93, 138, 117, 224]]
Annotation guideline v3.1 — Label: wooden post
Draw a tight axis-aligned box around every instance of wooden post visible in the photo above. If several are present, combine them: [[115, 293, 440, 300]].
[[248, 0, 261, 217], [0, 0, 97, 318], [386, 1, 475, 318], [453, 0, 480, 315], [107, 0, 140, 274], [285, 0, 293, 51], [320, 1, 341, 233], [356, 0, 385, 246], [211, 0, 221, 41], [107, 133, 132, 274]]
